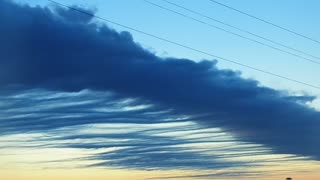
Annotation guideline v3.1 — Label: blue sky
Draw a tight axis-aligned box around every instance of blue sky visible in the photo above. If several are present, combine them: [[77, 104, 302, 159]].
[[1, 0, 320, 179]]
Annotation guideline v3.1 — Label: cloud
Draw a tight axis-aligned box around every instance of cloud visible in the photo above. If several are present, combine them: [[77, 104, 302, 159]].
[[1, 89, 316, 177], [0, 0, 319, 161]]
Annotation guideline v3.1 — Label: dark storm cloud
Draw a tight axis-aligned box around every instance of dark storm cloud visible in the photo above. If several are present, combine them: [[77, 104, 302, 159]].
[[0, 0, 319, 160]]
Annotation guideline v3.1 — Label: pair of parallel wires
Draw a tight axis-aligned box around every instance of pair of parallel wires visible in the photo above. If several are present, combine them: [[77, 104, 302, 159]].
[[146, 0, 320, 64]]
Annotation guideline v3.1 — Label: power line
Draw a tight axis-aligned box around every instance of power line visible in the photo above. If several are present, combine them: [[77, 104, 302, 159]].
[[47, 0, 320, 90], [161, 0, 320, 61], [209, 0, 320, 45], [145, 0, 320, 65]]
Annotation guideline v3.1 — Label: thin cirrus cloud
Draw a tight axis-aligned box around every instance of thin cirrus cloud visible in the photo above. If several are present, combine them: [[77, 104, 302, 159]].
[[0, 0, 319, 172]]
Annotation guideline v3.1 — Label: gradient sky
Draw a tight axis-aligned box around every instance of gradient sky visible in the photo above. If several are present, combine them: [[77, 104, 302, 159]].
[[1, 0, 320, 179]]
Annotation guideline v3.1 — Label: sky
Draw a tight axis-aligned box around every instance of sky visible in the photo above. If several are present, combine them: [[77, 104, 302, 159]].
[[0, 0, 320, 180]]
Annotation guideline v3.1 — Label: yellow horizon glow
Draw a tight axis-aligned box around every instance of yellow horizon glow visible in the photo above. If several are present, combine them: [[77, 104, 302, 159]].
[[1, 168, 320, 180]]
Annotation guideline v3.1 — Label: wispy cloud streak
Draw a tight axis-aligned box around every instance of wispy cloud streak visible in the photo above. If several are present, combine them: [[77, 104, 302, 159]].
[[1, 89, 319, 179]]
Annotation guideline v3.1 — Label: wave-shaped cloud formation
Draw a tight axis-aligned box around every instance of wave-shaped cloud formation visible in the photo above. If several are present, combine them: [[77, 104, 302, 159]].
[[0, 0, 319, 159]]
